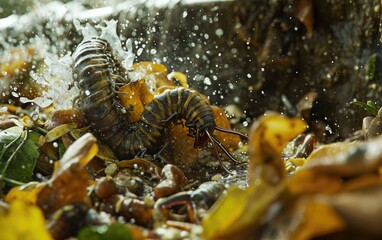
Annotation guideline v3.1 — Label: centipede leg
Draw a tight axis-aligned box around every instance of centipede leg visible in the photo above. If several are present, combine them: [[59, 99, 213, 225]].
[[205, 130, 233, 174], [160, 112, 179, 124], [209, 135, 240, 163], [135, 147, 147, 158], [214, 126, 249, 140], [154, 128, 170, 162]]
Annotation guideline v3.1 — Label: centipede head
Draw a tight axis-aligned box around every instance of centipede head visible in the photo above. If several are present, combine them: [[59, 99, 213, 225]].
[[187, 123, 215, 149], [193, 128, 210, 149]]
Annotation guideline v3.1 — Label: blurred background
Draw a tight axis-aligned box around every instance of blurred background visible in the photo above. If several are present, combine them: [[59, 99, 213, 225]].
[[1, 0, 382, 141]]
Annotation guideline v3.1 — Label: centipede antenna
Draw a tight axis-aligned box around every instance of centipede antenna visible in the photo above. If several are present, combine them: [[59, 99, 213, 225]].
[[214, 126, 249, 140], [209, 135, 240, 163], [205, 130, 233, 174]]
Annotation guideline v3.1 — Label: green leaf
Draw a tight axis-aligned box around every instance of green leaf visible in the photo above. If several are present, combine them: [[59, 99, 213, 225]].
[[351, 100, 379, 116], [0, 126, 40, 186], [77, 223, 133, 240]]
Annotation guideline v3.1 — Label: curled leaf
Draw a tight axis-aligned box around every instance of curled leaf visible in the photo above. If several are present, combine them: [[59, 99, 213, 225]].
[[248, 113, 306, 185], [154, 164, 187, 199], [167, 71, 188, 87], [303, 135, 382, 177], [44, 123, 77, 143]]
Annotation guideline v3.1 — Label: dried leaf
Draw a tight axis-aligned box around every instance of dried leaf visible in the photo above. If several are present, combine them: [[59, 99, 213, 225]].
[[118, 158, 162, 176], [248, 113, 306, 185], [0, 200, 52, 240], [154, 164, 187, 199], [37, 133, 98, 214]]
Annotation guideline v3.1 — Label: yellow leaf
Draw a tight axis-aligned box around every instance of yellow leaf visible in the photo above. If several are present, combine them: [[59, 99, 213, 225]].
[[51, 133, 97, 177], [44, 123, 77, 143], [167, 71, 188, 87], [118, 79, 154, 122], [167, 123, 200, 166], [293, 199, 346, 240], [248, 113, 306, 185], [288, 169, 342, 195], [202, 181, 285, 240], [37, 133, 97, 214], [304, 135, 382, 177], [0, 200, 52, 240], [5, 182, 46, 204]]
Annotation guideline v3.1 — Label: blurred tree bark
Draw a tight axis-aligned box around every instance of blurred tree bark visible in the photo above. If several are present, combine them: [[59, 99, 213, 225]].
[[230, 0, 382, 140]]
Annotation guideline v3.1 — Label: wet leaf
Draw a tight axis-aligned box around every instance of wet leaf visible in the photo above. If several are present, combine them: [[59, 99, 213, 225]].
[[6, 133, 97, 212], [248, 113, 307, 185], [5, 182, 45, 204], [0, 126, 39, 186], [131, 61, 174, 89], [44, 108, 85, 130], [167, 105, 242, 166], [118, 79, 154, 122], [77, 223, 133, 240], [202, 181, 285, 240], [0, 200, 52, 240]]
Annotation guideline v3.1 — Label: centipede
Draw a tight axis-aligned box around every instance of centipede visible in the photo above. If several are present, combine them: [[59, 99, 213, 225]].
[[73, 37, 248, 172]]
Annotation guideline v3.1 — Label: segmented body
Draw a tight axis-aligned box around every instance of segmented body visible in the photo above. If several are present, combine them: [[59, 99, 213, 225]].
[[73, 37, 130, 151], [73, 37, 216, 159], [115, 87, 216, 158]]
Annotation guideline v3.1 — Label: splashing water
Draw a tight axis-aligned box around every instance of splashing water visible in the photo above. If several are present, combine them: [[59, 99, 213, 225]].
[[74, 19, 136, 70], [30, 19, 136, 110]]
